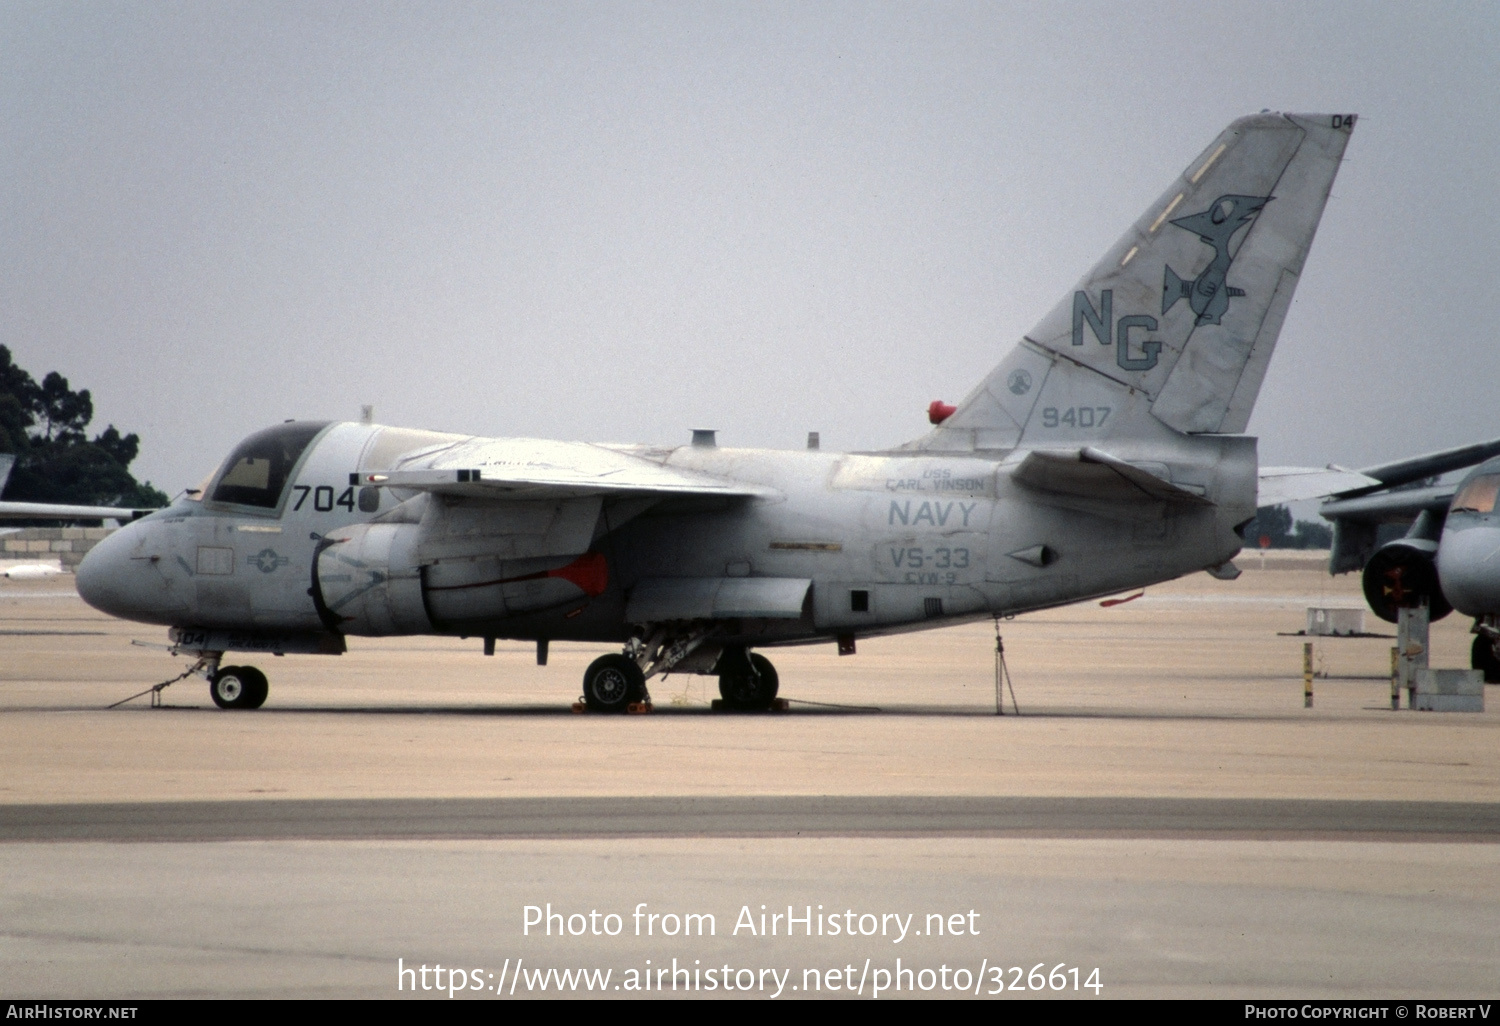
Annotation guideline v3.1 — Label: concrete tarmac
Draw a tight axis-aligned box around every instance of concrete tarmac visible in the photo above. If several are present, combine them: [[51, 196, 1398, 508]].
[[3, 557, 1498, 998]]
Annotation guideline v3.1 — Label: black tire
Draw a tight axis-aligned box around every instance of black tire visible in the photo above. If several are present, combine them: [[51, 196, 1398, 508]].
[[719, 652, 779, 711], [1472, 635, 1500, 683], [238, 666, 269, 709], [583, 654, 645, 713]]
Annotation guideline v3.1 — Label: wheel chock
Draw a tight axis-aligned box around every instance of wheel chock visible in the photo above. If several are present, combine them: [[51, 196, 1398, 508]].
[[571, 699, 587, 714], [627, 701, 653, 714], [709, 698, 789, 712]]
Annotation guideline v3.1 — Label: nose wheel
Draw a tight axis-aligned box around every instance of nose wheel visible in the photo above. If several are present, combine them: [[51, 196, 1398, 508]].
[[210, 665, 269, 710]]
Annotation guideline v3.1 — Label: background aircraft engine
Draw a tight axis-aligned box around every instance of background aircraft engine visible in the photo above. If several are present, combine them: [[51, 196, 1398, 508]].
[[314, 523, 432, 636], [1361, 540, 1452, 623]]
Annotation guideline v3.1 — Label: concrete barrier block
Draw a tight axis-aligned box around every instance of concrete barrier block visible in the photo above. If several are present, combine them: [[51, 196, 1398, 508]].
[[1414, 669, 1484, 711], [1413, 693, 1485, 712], [1307, 607, 1365, 636], [1416, 669, 1484, 695]]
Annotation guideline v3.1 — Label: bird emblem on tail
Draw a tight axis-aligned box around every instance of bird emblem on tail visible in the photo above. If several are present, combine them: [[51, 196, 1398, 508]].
[[1162, 194, 1271, 325]]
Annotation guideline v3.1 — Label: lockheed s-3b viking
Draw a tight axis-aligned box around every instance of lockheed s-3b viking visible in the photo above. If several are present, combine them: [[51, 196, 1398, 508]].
[[75, 113, 1357, 712]]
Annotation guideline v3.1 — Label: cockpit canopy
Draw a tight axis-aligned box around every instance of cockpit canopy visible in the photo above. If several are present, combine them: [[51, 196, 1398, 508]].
[[209, 421, 328, 509], [1450, 473, 1500, 516]]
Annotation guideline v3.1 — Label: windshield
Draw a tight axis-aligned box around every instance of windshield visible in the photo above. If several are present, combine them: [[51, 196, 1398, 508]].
[[1450, 473, 1500, 515], [210, 422, 328, 509]]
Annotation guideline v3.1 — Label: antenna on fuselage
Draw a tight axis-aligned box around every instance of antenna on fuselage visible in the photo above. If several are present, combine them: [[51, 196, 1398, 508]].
[[360, 405, 374, 425]]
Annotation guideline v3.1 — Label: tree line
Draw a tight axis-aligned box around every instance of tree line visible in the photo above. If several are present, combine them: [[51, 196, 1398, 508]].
[[0, 346, 167, 508]]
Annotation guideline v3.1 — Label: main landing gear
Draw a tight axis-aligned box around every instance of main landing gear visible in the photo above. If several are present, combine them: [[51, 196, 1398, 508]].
[[715, 647, 779, 712], [1472, 634, 1500, 684], [581, 653, 647, 713], [579, 641, 781, 713], [209, 664, 269, 710]]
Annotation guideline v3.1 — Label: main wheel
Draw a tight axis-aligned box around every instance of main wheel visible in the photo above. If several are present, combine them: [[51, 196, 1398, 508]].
[[211, 665, 269, 709], [1472, 635, 1500, 683], [718, 652, 779, 711], [582, 654, 645, 713]]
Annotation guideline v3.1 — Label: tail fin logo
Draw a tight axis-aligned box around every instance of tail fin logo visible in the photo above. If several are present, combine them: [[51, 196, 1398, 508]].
[[1161, 194, 1271, 326]]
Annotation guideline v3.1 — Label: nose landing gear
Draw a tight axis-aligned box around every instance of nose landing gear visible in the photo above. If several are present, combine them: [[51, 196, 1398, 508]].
[[210, 665, 269, 710]]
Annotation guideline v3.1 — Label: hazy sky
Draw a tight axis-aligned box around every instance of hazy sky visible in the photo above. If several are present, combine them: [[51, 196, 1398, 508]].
[[4, 1, 1498, 494]]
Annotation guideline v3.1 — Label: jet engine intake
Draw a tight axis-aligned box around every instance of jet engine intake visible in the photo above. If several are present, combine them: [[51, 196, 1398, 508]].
[[1361, 539, 1452, 623], [314, 523, 432, 636]]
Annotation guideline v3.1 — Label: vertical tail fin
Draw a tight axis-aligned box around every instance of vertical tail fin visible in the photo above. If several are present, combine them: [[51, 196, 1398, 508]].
[[916, 112, 1354, 450]]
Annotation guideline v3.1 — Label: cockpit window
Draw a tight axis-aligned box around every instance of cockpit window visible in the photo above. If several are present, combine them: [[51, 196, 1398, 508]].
[[1451, 474, 1500, 515], [210, 422, 328, 509]]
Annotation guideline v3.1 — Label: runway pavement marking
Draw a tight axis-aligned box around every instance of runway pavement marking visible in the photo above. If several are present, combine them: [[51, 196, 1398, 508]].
[[4, 796, 1498, 842]]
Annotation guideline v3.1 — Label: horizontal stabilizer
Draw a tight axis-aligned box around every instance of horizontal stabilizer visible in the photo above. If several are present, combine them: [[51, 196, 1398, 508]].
[[1257, 466, 1381, 507], [1010, 447, 1214, 506]]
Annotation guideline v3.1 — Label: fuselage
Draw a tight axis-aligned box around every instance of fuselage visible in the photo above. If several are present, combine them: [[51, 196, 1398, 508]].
[[1437, 458, 1500, 617], [76, 420, 1248, 649]]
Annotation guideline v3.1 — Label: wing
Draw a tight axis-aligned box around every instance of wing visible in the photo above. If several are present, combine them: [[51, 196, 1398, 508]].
[[0, 501, 155, 522], [1257, 466, 1381, 507], [365, 437, 773, 500], [0, 453, 158, 521], [1320, 485, 1455, 523]]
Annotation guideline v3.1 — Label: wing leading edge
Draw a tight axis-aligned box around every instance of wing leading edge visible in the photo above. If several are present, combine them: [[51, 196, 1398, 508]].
[[368, 437, 774, 501]]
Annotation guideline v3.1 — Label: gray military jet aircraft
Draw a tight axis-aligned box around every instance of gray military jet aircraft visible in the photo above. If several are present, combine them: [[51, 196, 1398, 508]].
[[75, 112, 1357, 711], [1318, 440, 1500, 680]]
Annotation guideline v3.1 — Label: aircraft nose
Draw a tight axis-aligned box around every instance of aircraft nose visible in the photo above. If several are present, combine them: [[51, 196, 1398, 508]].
[[76, 519, 173, 623], [1436, 525, 1500, 618]]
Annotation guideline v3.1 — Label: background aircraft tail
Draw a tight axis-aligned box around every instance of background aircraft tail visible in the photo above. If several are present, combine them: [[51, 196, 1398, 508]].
[[913, 112, 1355, 452]]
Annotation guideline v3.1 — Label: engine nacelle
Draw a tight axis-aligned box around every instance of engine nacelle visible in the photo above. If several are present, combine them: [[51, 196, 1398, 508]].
[[1361, 539, 1452, 623], [314, 523, 432, 636], [314, 522, 610, 636]]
